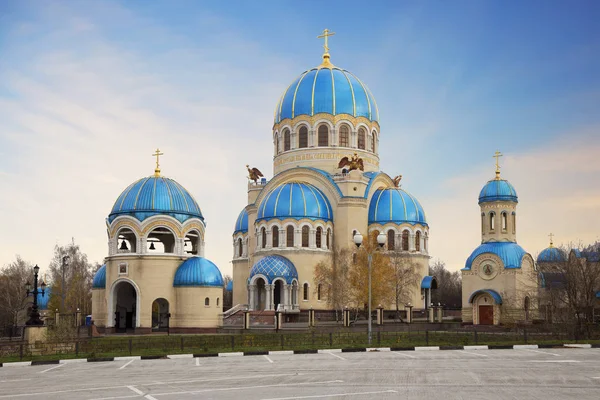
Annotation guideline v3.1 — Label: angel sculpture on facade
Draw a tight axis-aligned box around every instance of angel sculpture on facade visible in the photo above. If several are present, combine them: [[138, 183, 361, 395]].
[[246, 165, 264, 183], [337, 153, 365, 172]]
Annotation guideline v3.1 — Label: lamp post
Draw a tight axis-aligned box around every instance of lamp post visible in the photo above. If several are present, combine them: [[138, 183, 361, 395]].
[[353, 230, 386, 345], [25, 265, 47, 326], [61, 255, 69, 312]]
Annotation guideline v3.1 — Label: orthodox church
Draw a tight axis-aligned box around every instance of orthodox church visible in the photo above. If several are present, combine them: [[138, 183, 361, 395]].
[[231, 30, 435, 314]]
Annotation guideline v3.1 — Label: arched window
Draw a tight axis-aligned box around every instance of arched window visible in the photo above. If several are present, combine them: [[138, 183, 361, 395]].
[[339, 125, 349, 147], [303, 283, 309, 301], [275, 135, 279, 154], [301, 226, 309, 247], [358, 128, 366, 150], [316, 227, 322, 248], [317, 284, 322, 301], [217, 297, 220, 306], [489, 212, 495, 231], [237, 238, 243, 257], [402, 230, 409, 251], [415, 231, 421, 252], [284, 129, 291, 151], [512, 212, 516, 233], [299, 126, 308, 148], [481, 213, 485, 232], [261, 227, 266, 249], [326, 228, 331, 249], [424, 234, 428, 251], [387, 230, 395, 251], [501, 212, 507, 231], [272, 226, 279, 248], [371, 131, 376, 152], [204, 297, 210, 306], [318, 125, 329, 146], [286, 225, 294, 247]]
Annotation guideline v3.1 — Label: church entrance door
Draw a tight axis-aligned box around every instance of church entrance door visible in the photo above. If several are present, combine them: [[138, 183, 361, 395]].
[[114, 281, 137, 332], [273, 280, 283, 310], [479, 305, 494, 325]]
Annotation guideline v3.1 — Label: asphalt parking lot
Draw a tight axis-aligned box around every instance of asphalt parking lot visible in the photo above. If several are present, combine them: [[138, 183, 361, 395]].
[[1, 348, 599, 399]]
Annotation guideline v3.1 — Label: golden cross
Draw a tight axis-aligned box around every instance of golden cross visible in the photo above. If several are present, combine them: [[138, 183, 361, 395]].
[[317, 29, 335, 54], [549, 233, 554, 247], [152, 148, 164, 176], [493, 150, 503, 178]]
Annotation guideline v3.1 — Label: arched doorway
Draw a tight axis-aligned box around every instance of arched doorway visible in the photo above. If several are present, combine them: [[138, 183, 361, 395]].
[[152, 298, 169, 332], [114, 281, 137, 332], [255, 278, 266, 310], [469, 289, 502, 326], [273, 280, 283, 311]]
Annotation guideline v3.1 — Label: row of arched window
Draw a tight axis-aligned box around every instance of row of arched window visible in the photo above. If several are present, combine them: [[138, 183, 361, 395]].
[[482, 211, 516, 234], [275, 125, 377, 154], [256, 224, 332, 250], [370, 229, 428, 252], [114, 227, 203, 256], [204, 297, 220, 307], [301, 282, 323, 301]]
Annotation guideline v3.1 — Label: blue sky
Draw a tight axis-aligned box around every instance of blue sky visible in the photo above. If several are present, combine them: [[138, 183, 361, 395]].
[[1, 0, 599, 274]]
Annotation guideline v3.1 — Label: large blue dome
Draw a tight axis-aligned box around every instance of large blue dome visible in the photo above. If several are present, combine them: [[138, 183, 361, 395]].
[[249, 255, 298, 284], [92, 265, 106, 289], [464, 242, 527, 270], [173, 257, 223, 287], [368, 187, 427, 226], [479, 179, 518, 204], [257, 182, 333, 222], [275, 66, 379, 124], [537, 246, 566, 263], [109, 176, 203, 223], [36, 287, 51, 310], [234, 209, 248, 234]]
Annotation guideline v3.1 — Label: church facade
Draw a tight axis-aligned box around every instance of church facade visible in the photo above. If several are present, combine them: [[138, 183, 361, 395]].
[[231, 36, 435, 314]]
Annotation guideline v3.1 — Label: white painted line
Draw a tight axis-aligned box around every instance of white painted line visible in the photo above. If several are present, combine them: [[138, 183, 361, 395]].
[[564, 344, 592, 348], [0, 385, 128, 398], [115, 356, 141, 361], [514, 344, 539, 349], [464, 345, 489, 350], [2, 361, 31, 367], [145, 395, 158, 400], [390, 351, 416, 359], [195, 357, 200, 366], [263, 390, 398, 400], [119, 359, 135, 370], [0, 379, 32, 383], [150, 380, 344, 396], [127, 386, 145, 396], [88, 395, 140, 400], [415, 346, 440, 351], [167, 354, 193, 359], [522, 349, 561, 357], [144, 372, 302, 386], [264, 355, 274, 363], [460, 350, 488, 357], [366, 347, 390, 352], [268, 350, 293, 355], [322, 351, 346, 360], [318, 349, 341, 353], [218, 352, 244, 357], [39, 364, 64, 373], [592, 377, 600, 379], [530, 360, 580, 363], [59, 358, 87, 364]]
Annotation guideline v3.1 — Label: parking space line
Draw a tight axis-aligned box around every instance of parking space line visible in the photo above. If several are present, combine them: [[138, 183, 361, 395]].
[[39, 364, 64, 374], [119, 359, 135, 370], [145, 395, 158, 400], [150, 380, 344, 396], [522, 349, 561, 357], [127, 386, 144, 395], [323, 351, 346, 360], [460, 350, 488, 357], [390, 351, 416, 359], [264, 355, 274, 363], [195, 357, 200, 366], [263, 389, 398, 400]]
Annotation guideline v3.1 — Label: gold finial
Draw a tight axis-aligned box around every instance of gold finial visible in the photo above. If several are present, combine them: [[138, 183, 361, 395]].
[[493, 150, 503, 179], [317, 28, 336, 67], [152, 148, 164, 176], [548, 233, 554, 248]]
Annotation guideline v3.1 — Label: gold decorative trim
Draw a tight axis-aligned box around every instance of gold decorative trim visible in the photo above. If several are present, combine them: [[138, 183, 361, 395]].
[[274, 113, 380, 132]]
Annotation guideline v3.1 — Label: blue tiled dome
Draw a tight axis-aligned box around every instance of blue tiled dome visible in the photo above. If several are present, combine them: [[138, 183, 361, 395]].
[[275, 65, 379, 123], [464, 242, 528, 270], [368, 187, 427, 226], [257, 182, 333, 222], [109, 176, 203, 223], [249, 255, 298, 284], [36, 287, 51, 310], [234, 209, 248, 234], [225, 281, 233, 291], [92, 265, 106, 289], [173, 257, 223, 287], [479, 179, 518, 204], [537, 246, 566, 263]]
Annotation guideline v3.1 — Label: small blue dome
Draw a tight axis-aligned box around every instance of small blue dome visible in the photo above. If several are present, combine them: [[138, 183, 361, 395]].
[[257, 182, 333, 222], [92, 265, 106, 289], [36, 287, 51, 310], [225, 281, 233, 291], [368, 187, 427, 226], [479, 179, 518, 204], [537, 246, 566, 263], [174, 257, 223, 287], [234, 209, 248, 234], [249, 255, 298, 284], [275, 65, 379, 123], [464, 242, 528, 270], [109, 176, 203, 223]]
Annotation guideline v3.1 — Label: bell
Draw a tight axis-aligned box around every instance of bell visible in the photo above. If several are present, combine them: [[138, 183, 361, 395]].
[[149, 242, 156, 250], [119, 241, 129, 250]]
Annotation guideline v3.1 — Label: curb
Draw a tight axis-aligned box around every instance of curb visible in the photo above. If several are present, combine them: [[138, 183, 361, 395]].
[[1, 343, 596, 367]]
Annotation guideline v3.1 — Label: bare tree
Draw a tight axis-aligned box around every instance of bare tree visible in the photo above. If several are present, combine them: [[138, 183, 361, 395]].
[[0, 256, 33, 326], [429, 260, 462, 308], [388, 252, 421, 312], [313, 248, 353, 320], [222, 275, 233, 310]]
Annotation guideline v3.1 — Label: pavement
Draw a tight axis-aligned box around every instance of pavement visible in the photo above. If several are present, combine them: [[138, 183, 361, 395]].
[[1, 348, 600, 399]]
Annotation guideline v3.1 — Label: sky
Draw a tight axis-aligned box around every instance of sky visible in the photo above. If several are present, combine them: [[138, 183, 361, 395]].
[[1, 0, 599, 278]]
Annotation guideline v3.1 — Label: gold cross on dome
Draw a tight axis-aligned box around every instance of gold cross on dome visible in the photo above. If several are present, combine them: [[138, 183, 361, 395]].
[[549, 232, 554, 247], [493, 150, 503, 178], [153, 148, 164, 176], [317, 29, 335, 55]]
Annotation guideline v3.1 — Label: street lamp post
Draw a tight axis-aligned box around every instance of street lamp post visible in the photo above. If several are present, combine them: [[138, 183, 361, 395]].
[[353, 230, 386, 345], [61, 255, 70, 312], [25, 265, 47, 326]]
